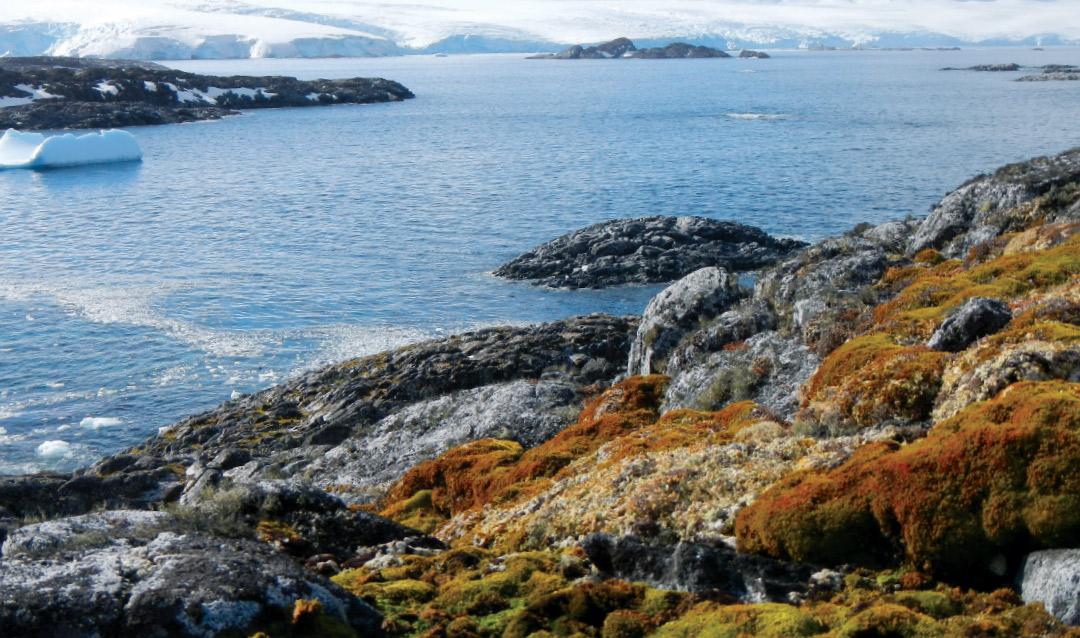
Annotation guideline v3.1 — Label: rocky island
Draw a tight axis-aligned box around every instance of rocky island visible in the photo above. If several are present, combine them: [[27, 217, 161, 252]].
[[6, 148, 1080, 637], [528, 38, 740, 60], [0, 57, 414, 130]]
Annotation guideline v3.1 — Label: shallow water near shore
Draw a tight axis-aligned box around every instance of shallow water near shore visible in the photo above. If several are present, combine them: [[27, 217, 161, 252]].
[[2, 48, 1079, 473]]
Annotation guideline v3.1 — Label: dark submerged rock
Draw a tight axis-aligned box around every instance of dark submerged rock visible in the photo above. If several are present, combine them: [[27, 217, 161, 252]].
[[926, 296, 1012, 352], [494, 215, 806, 289]]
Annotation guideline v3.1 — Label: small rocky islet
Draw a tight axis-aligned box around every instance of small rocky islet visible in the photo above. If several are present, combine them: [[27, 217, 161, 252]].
[[528, 37, 768, 60], [5, 148, 1080, 637], [0, 57, 414, 130]]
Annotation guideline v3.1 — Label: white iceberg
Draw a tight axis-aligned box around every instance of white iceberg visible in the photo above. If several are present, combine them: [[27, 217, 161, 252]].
[[0, 129, 142, 170]]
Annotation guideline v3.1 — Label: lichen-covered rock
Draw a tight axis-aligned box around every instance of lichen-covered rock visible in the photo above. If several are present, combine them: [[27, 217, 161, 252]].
[[377, 375, 670, 536], [133, 313, 636, 462], [906, 147, 1080, 259], [628, 267, 745, 376], [934, 341, 1080, 422], [0, 519, 383, 638], [177, 479, 437, 560], [663, 330, 819, 419], [738, 380, 1080, 584], [1021, 549, 1080, 626], [926, 296, 1012, 351], [494, 216, 805, 289], [275, 378, 588, 492]]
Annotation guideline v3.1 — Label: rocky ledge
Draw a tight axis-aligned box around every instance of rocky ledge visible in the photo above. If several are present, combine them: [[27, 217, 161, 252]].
[[493, 215, 806, 288], [8, 149, 1080, 637], [529, 37, 736, 60], [0, 57, 414, 130]]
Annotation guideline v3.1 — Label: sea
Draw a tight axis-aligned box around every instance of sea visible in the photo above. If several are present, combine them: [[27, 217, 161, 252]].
[[2, 48, 1079, 473]]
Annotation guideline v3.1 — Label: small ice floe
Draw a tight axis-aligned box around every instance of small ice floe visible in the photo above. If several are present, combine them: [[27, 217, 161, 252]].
[[725, 113, 789, 120], [80, 416, 123, 429], [0, 129, 142, 170], [36, 440, 72, 459]]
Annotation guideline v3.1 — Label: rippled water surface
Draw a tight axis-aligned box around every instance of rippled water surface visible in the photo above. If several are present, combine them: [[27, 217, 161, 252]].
[[2, 49, 1079, 472]]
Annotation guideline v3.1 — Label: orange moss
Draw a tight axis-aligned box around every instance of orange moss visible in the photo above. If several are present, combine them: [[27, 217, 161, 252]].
[[799, 334, 946, 430], [380, 376, 670, 529], [739, 380, 1080, 582]]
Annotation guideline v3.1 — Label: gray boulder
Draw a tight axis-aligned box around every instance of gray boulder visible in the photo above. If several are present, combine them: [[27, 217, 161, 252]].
[[627, 267, 745, 376], [1020, 549, 1080, 626], [927, 297, 1012, 352], [0, 514, 383, 638]]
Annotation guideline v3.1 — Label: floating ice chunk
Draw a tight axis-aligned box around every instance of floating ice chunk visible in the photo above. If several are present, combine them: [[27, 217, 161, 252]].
[[80, 416, 123, 429], [0, 129, 142, 170], [36, 440, 72, 459], [725, 113, 789, 120]]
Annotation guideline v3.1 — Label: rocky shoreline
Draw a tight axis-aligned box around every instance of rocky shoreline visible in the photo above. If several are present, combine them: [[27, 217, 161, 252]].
[[0, 57, 414, 130], [5, 148, 1080, 637]]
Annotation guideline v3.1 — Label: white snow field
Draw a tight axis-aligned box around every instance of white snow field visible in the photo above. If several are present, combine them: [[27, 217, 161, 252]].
[[0, 0, 1076, 59], [0, 129, 142, 170]]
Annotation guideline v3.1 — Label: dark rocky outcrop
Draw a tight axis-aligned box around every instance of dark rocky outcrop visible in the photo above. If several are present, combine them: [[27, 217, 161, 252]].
[[941, 63, 1021, 72], [632, 43, 731, 59], [494, 215, 806, 289], [580, 533, 815, 601], [926, 296, 1012, 352], [739, 50, 770, 59], [529, 38, 732, 60], [0, 56, 414, 130]]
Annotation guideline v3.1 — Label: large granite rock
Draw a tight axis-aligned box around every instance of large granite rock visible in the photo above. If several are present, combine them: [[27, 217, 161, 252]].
[[495, 215, 806, 289], [627, 267, 745, 376], [0, 56, 414, 129], [0, 512, 384, 638], [1020, 549, 1080, 626]]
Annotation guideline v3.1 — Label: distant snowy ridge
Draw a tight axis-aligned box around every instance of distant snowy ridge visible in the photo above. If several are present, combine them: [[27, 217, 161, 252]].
[[0, 129, 142, 169], [0, 0, 1077, 59]]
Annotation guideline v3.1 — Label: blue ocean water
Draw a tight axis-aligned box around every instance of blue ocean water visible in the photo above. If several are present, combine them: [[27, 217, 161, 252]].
[[2, 49, 1079, 473]]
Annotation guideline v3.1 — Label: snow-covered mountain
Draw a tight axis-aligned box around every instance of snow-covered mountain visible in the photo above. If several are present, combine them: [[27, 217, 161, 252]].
[[1, 0, 1077, 59]]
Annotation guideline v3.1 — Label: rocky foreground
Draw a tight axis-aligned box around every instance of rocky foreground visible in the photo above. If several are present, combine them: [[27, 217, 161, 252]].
[[5, 148, 1080, 637], [0, 57, 414, 130]]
